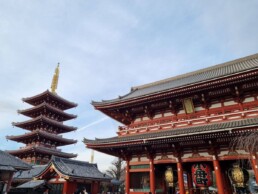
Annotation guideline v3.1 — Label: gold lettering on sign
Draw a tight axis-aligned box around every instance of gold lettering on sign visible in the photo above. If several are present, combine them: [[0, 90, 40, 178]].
[[183, 98, 194, 114]]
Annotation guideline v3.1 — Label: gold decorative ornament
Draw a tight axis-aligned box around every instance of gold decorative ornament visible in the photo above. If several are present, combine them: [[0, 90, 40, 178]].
[[165, 167, 175, 187], [51, 63, 60, 94], [183, 98, 194, 114], [229, 163, 249, 188]]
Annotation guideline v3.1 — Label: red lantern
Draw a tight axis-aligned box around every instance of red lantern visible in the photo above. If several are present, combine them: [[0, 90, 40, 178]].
[[191, 163, 213, 188]]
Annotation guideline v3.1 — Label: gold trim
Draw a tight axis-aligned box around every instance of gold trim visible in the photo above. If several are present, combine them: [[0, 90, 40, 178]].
[[183, 98, 194, 114]]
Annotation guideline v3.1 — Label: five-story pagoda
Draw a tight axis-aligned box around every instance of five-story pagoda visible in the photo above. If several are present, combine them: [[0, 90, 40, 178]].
[[6, 65, 78, 164]]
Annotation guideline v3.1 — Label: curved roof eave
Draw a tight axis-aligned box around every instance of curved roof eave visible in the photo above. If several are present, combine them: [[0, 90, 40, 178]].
[[92, 53, 258, 108]]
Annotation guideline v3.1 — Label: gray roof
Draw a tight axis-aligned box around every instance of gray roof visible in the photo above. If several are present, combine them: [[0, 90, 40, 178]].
[[0, 166, 16, 171], [0, 150, 31, 170], [16, 180, 45, 189], [84, 117, 258, 145], [13, 165, 47, 180], [51, 156, 111, 180], [93, 53, 258, 105], [14, 156, 111, 181], [7, 145, 77, 158], [22, 90, 77, 110]]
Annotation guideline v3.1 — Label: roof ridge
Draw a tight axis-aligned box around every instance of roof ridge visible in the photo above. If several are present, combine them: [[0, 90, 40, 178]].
[[132, 53, 258, 90]]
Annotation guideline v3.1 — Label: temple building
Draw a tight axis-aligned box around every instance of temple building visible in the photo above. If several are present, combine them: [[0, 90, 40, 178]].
[[11, 156, 110, 194], [6, 65, 78, 164], [84, 53, 258, 194]]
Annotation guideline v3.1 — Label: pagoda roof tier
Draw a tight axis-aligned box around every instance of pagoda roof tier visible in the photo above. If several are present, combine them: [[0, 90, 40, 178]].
[[6, 129, 77, 146], [18, 102, 77, 121], [12, 115, 77, 133], [22, 90, 77, 110], [92, 53, 258, 108], [7, 145, 77, 158], [84, 117, 258, 147]]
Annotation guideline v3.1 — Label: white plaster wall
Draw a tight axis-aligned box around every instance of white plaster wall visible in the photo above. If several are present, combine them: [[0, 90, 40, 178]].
[[243, 97, 255, 103], [210, 103, 222, 108], [224, 100, 238, 106]]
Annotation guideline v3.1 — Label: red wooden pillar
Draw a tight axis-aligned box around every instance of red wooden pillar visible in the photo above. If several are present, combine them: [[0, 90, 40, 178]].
[[91, 181, 99, 194], [150, 158, 155, 194], [251, 154, 258, 184], [63, 181, 68, 194], [125, 160, 130, 194], [177, 161, 185, 194], [187, 171, 194, 194], [212, 156, 224, 194]]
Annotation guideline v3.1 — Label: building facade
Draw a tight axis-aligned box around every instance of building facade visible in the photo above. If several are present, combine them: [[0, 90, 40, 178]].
[[84, 54, 258, 194]]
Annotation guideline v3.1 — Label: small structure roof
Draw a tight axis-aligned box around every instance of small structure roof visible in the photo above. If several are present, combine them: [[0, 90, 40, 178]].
[[18, 102, 77, 121], [48, 156, 111, 181], [12, 115, 77, 132], [6, 129, 77, 146], [84, 117, 258, 146], [7, 145, 77, 159], [22, 90, 77, 110], [0, 150, 31, 170], [16, 180, 46, 189], [14, 156, 110, 183], [92, 53, 258, 107], [13, 165, 47, 181]]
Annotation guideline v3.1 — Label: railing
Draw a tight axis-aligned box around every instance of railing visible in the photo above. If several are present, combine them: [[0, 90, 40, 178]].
[[118, 101, 258, 136]]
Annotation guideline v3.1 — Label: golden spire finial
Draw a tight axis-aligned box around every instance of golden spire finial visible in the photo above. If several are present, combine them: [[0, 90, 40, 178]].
[[51, 63, 60, 94]]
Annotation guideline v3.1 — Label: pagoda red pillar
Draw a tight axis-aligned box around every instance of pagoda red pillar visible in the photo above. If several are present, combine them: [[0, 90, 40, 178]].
[[177, 160, 185, 194], [125, 160, 130, 194], [251, 154, 258, 184], [150, 158, 155, 194], [212, 156, 224, 194]]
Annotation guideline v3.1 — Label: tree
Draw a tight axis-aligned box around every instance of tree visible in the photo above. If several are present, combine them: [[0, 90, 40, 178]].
[[231, 130, 258, 154], [106, 157, 125, 181]]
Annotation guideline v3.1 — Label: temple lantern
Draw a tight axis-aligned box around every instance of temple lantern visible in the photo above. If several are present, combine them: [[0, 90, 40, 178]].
[[192, 163, 213, 189], [229, 163, 249, 188], [165, 167, 177, 187]]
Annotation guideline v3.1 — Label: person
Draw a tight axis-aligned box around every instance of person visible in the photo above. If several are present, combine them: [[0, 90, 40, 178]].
[[74, 187, 88, 194], [82, 187, 88, 194]]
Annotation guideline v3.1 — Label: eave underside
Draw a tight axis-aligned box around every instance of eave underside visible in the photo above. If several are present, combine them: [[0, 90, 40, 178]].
[[7, 146, 77, 159], [13, 116, 77, 133], [6, 130, 77, 146], [18, 102, 77, 121], [85, 117, 258, 157]]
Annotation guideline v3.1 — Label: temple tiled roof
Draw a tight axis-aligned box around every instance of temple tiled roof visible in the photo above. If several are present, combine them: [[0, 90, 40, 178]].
[[92, 53, 258, 106], [7, 145, 77, 158], [12, 115, 77, 132], [84, 117, 258, 145], [13, 165, 47, 181], [14, 156, 111, 182], [48, 156, 111, 180], [6, 130, 77, 145], [16, 180, 46, 189], [22, 90, 77, 110], [0, 150, 31, 170], [18, 102, 77, 121]]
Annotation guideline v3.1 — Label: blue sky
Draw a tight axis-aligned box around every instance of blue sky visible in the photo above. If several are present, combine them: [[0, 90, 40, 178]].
[[0, 0, 258, 171]]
